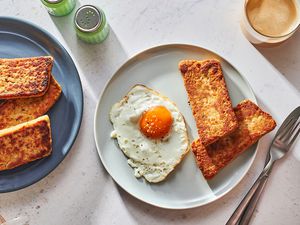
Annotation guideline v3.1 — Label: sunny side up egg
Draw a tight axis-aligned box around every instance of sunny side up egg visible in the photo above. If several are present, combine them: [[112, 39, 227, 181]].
[[110, 85, 189, 183]]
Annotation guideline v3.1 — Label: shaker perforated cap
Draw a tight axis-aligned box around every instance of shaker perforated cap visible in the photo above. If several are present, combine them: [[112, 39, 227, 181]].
[[75, 5, 102, 32], [44, 0, 64, 3]]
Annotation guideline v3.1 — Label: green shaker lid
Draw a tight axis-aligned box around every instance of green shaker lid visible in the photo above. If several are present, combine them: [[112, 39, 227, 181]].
[[44, 0, 64, 3], [75, 5, 102, 32]]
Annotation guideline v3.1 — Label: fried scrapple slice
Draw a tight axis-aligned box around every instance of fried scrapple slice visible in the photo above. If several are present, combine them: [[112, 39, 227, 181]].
[[179, 59, 238, 145], [0, 115, 52, 171], [0, 56, 53, 99], [0, 75, 61, 130], [192, 100, 276, 179], [191, 139, 218, 179]]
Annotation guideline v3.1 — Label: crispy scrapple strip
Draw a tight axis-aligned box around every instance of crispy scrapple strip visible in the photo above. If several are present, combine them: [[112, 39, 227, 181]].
[[179, 59, 238, 145], [192, 139, 218, 179], [0, 115, 52, 171], [0, 56, 53, 99], [192, 100, 276, 179], [0, 75, 61, 129], [0, 75, 61, 130]]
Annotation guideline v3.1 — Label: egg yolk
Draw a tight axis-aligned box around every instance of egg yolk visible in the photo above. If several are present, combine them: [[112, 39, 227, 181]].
[[139, 106, 173, 139]]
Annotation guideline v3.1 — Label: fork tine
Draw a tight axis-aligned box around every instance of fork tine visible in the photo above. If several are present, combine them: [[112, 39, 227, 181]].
[[280, 118, 293, 131], [277, 119, 296, 140], [281, 120, 300, 142], [290, 121, 300, 136], [276, 107, 300, 136], [288, 124, 300, 148]]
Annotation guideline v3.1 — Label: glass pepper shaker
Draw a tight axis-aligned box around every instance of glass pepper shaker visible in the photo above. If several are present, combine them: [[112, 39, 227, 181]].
[[41, 0, 76, 17], [74, 5, 109, 44]]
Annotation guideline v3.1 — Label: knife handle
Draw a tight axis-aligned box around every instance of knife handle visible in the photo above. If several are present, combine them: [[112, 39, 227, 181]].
[[225, 168, 270, 225], [238, 175, 270, 225]]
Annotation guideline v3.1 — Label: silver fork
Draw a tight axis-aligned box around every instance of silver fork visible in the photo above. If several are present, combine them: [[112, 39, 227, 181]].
[[226, 106, 300, 225]]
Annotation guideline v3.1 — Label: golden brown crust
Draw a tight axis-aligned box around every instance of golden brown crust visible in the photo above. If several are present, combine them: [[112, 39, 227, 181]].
[[191, 139, 218, 179], [0, 56, 53, 99], [192, 100, 276, 179], [0, 115, 52, 171], [0, 75, 61, 129], [179, 59, 238, 145]]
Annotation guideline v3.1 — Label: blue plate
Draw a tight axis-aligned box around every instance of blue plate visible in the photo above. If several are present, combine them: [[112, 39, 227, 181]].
[[0, 17, 83, 192]]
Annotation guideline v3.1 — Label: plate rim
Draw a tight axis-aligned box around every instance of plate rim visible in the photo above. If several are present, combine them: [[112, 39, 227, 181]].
[[0, 16, 84, 193], [94, 43, 257, 209]]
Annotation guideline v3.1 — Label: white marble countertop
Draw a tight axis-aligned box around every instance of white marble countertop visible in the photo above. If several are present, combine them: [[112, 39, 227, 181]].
[[0, 0, 300, 224]]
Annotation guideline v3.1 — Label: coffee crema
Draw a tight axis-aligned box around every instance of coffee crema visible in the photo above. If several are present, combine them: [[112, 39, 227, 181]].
[[246, 0, 299, 37]]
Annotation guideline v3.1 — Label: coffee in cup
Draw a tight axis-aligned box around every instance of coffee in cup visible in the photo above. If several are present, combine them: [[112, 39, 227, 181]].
[[242, 0, 300, 46]]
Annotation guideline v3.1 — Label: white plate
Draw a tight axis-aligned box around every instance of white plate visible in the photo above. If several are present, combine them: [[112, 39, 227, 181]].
[[94, 44, 257, 209]]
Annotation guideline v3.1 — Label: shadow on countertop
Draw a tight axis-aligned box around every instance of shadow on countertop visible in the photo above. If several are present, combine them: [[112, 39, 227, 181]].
[[255, 29, 300, 92], [48, 2, 128, 101]]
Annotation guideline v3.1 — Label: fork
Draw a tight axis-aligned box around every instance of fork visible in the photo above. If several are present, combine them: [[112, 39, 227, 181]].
[[226, 106, 300, 225]]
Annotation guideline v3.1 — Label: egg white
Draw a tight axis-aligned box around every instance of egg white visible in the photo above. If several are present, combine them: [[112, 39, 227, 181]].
[[110, 85, 189, 183]]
